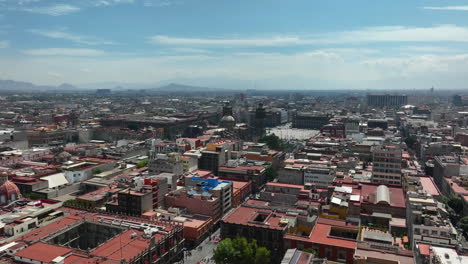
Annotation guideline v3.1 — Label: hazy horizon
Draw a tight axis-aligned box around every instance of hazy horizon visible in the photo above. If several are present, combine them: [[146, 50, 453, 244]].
[[2, 0, 468, 90]]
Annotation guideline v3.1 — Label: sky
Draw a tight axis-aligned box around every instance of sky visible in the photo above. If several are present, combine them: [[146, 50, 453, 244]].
[[2, 0, 468, 90]]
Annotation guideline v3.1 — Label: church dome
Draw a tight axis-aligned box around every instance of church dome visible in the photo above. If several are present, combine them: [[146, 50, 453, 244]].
[[0, 179, 20, 205], [220, 115, 235, 123], [220, 115, 236, 129]]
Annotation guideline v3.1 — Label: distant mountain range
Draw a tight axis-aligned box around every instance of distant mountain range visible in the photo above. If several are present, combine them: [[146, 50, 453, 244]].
[[154, 83, 223, 92], [0, 79, 79, 92], [1, 79, 460, 95], [0, 79, 230, 94]]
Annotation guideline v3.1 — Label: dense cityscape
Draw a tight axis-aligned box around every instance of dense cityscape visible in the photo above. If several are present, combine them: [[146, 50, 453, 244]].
[[3, 1, 468, 263], [0, 90, 466, 264]]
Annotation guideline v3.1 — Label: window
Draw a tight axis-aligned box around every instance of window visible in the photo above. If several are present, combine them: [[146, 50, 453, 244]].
[[431, 230, 438, 235], [337, 249, 346, 261]]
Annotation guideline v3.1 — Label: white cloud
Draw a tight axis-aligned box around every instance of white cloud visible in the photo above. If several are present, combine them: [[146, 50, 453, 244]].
[[0, 40, 8, 48], [21, 48, 104, 56], [151, 25, 468, 47], [171, 47, 211, 54], [94, 0, 135, 7], [21, 4, 80, 16], [143, 0, 182, 7], [47, 71, 62, 78], [423, 6, 468, 11], [3, 0, 136, 14], [399, 46, 459, 53], [30, 29, 115, 45], [321, 25, 468, 43], [150, 35, 302, 46], [6, 49, 468, 90]]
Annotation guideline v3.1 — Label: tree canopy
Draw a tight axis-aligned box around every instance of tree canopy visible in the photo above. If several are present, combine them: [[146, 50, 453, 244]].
[[443, 196, 468, 239], [404, 135, 418, 149], [265, 166, 278, 181], [213, 237, 270, 264], [259, 134, 283, 150], [136, 160, 148, 168], [458, 216, 468, 239]]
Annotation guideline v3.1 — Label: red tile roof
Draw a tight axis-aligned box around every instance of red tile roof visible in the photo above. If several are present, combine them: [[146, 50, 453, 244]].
[[419, 176, 440, 196], [446, 178, 468, 196], [14, 242, 72, 263], [308, 221, 357, 249], [91, 229, 164, 261], [222, 205, 289, 231], [285, 218, 358, 250], [65, 254, 107, 264], [417, 243, 431, 256], [360, 184, 406, 208]]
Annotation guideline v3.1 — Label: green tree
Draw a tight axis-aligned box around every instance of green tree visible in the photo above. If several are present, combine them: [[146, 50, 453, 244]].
[[127, 123, 139, 131], [442, 196, 464, 224], [302, 248, 317, 255], [404, 135, 418, 149], [93, 168, 102, 174], [22, 192, 45, 200], [254, 247, 270, 264], [136, 160, 148, 168], [265, 166, 278, 181], [235, 237, 255, 263], [213, 238, 239, 264], [213, 237, 271, 264], [447, 196, 464, 212], [458, 216, 468, 239], [259, 134, 283, 150]]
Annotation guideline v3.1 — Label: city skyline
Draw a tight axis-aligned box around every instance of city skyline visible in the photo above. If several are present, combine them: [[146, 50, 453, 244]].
[[2, 0, 468, 89]]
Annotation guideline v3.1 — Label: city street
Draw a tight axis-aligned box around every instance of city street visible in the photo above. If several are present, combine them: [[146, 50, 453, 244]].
[[182, 228, 220, 264]]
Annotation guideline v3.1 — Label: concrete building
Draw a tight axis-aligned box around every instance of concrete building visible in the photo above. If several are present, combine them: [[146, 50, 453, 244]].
[[11, 207, 185, 264], [148, 152, 184, 176], [277, 165, 304, 185], [221, 201, 314, 262], [180, 155, 198, 173], [406, 191, 459, 249], [284, 218, 359, 263], [138, 176, 168, 209], [367, 119, 389, 130], [367, 94, 408, 108], [106, 189, 153, 216], [433, 155, 468, 193], [165, 189, 221, 219], [345, 117, 361, 136], [321, 123, 346, 138], [372, 145, 403, 186], [281, 249, 316, 264], [415, 244, 468, 264], [292, 112, 330, 129], [360, 184, 407, 219], [198, 141, 232, 175], [218, 163, 266, 192], [259, 182, 321, 206], [187, 177, 233, 215], [157, 208, 214, 247], [303, 165, 336, 188]]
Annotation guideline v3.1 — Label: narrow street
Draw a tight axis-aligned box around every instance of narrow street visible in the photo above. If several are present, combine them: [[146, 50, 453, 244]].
[[182, 228, 220, 264]]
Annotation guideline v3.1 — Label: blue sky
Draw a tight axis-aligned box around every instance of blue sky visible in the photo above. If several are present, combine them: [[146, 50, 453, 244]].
[[2, 0, 468, 89]]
